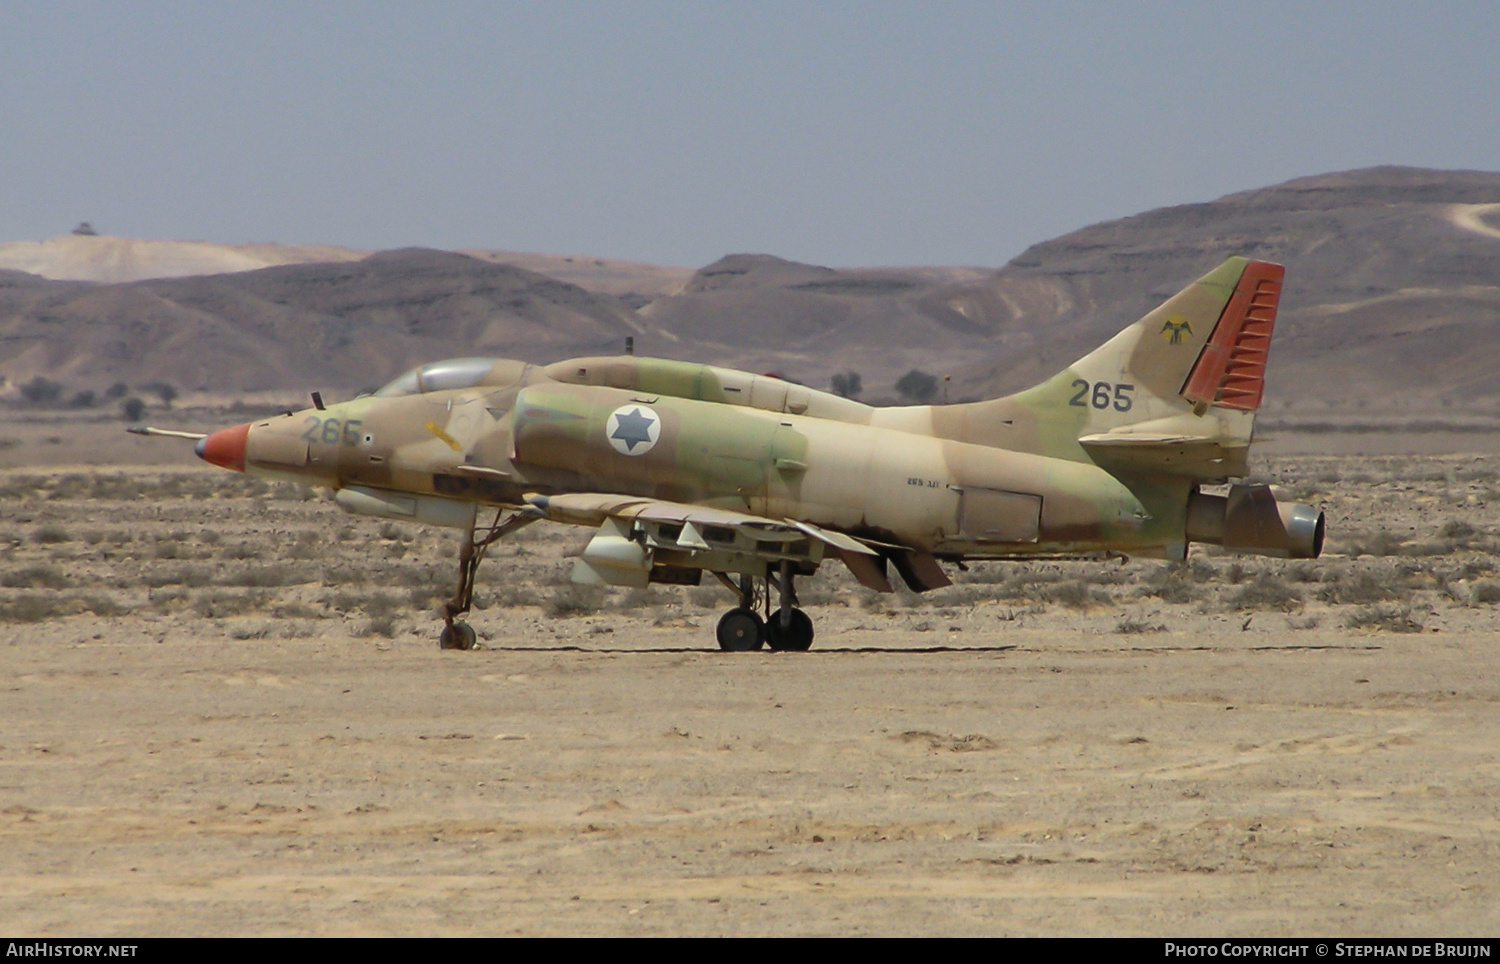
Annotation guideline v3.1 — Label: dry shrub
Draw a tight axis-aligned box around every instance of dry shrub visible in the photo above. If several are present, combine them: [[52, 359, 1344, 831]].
[[29, 525, 70, 545], [267, 482, 315, 502], [689, 584, 726, 609], [1286, 562, 1323, 584], [1006, 569, 1067, 590], [323, 590, 404, 615], [1115, 618, 1167, 635], [321, 565, 367, 586], [959, 564, 1009, 585], [390, 565, 435, 587], [139, 565, 214, 589], [1470, 582, 1500, 605], [546, 584, 605, 617], [407, 585, 444, 611], [1081, 565, 1133, 586], [930, 584, 1006, 607], [1454, 465, 1499, 483], [1344, 605, 1424, 633], [1316, 572, 1403, 605], [892, 585, 927, 608], [1139, 580, 1202, 604], [1039, 580, 1112, 609], [1140, 560, 1216, 603], [615, 588, 658, 611], [1344, 531, 1409, 558], [1458, 559, 1495, 579], [1228, 574, 1303, 612], [0, 593, 124, 622], [362, 592, 404, 616], [490, 583, 543, 608], [148, 588, 193, 613], [1441, 520, 1477, 540], [218, 564, 302, 588], [193, 590, 268, 619], [0, 477, 42, 500], [288, 533, 325, 560], [1, 566, 70, 589], [355, 616, 399, 638]]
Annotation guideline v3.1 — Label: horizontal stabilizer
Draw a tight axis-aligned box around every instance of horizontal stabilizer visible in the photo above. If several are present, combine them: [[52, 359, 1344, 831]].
[[1078, 432, 1249, 478]]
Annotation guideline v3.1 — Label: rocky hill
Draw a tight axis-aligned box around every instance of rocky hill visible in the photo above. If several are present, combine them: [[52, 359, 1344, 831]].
[[941, 166, 1500, 404], [0, 234, 366, 283], [2, 166, 1497, 408], [0, 250, 648, 394]]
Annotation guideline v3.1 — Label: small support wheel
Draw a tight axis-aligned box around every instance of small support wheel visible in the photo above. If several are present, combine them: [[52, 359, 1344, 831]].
[[716, 608, 765, 651], [765, 608, 814, 652], [440, 622, 477, 651]]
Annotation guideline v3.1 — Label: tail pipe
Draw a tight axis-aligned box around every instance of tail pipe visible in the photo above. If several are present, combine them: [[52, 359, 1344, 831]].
[[1186, 484, 1325, 559]]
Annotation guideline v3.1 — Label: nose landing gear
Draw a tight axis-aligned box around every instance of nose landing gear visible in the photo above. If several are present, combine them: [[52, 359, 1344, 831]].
[[439, 508, 537, 651]]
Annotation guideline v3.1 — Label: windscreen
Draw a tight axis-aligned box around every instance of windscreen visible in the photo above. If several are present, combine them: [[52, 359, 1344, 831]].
[[374, 358, 500, 397]]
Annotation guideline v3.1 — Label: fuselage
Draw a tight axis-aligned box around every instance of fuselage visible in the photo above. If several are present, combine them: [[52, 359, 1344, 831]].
[[198, 355, 1192, 560]]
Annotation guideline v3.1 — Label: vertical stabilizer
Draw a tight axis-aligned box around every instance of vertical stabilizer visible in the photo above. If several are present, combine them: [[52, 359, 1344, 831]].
[[931, 256, 1287, 480]]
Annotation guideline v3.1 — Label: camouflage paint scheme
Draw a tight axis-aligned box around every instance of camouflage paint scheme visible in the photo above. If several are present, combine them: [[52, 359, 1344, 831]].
[[195, 257, 1322, 626]]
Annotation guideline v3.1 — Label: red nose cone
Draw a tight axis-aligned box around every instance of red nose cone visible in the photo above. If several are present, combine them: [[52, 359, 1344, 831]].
[[196, 423, 249, 472]]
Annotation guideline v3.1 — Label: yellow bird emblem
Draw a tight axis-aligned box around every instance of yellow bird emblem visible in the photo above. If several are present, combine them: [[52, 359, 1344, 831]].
[[1161, 317, 1193, 344]]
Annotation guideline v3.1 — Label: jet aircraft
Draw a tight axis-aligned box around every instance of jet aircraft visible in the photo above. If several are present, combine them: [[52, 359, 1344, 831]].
[[149, 256, 1324, 651]]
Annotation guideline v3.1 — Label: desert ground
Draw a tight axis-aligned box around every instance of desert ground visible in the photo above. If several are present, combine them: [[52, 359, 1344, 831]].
[[1, 412, 1497, 936]]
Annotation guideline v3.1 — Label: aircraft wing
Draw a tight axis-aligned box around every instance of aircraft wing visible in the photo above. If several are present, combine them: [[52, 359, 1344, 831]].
[[521, 492, 927, 593]]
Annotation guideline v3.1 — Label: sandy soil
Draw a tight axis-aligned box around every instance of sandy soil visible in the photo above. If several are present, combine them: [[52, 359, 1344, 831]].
[[4, 622, 1498, 937], [1, 415, 1497, 936]]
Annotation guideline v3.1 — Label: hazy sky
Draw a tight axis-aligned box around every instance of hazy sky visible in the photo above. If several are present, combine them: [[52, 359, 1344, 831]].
[[3, 1, 1497, 267]]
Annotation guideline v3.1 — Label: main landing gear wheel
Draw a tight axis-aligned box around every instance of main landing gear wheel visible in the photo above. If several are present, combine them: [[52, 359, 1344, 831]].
[[439, 622, 477, 651], [716, 608, 765, 651], [765, 608, 814, 652]]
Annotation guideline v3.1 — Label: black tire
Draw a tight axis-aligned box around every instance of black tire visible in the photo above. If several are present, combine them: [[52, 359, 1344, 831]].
[[765, 608, 814, 651], [440, 623, 477, 651], [716, 608, 765, 651]]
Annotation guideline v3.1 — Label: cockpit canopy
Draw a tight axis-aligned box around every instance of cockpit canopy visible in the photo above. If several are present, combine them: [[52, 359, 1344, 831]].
[[374, 357, 527, 398]]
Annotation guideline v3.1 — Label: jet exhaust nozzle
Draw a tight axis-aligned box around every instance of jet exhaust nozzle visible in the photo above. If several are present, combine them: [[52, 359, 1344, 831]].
[[1186, 484, 1325, 559]]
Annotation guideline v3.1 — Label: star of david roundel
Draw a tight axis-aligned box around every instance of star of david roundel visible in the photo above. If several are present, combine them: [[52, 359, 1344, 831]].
[[606, 404, 661, 456]]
